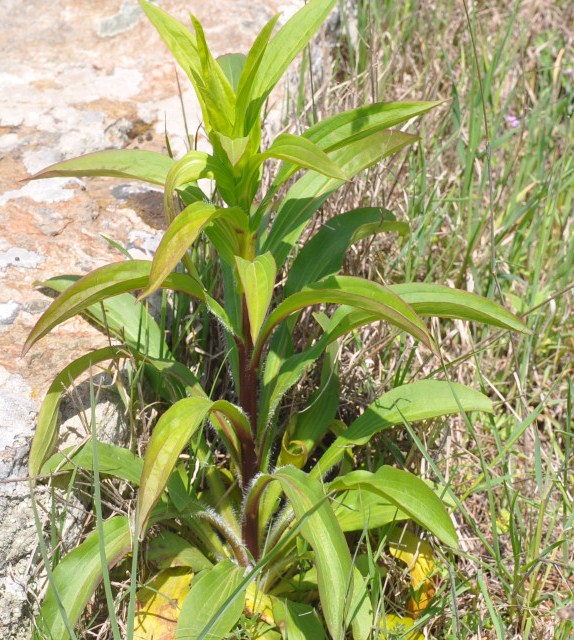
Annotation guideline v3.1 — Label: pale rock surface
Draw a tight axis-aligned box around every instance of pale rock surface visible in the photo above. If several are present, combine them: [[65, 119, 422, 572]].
[[0, 0, 301, 636]]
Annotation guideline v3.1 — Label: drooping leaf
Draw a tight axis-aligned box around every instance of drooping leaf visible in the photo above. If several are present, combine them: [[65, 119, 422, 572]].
[[29, 346, 129, 476], [314, 380, 493, 474], [23, 260, 205, 355], [35, 516, 131, 640], [39, 275, 171, 360], [258, 133, 348, 181], [163, 150, 214, 223], [328, 467, 458, 548], [235, 253, 277, 344], [331, 490, 409, 532], [255, 275, 434, 358], [27, 149, 174, 186], [285, 208, 408, 295], [175, 561, 246, 640], [275, 466, 352, 640], [388, 283, 530, 333], [41, 441, 143, 485], [134, 568, 194, 640]]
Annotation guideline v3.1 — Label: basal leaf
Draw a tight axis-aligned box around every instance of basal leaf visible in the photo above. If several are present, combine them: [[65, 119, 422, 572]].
[[175, 561, 246, 640], [275, 466, 352, 640], [235, 253, 277, 344], [313, 380, 493, 475], [35, 516, 131, 640], [23, 260, 205, 355], [272, 599, 327, 640], [331, 489, 409, 532], [147, 531, 213, 572], [329, 467, 458, 548], [217, 53, 246, 93], [27, 149, 174, 186]]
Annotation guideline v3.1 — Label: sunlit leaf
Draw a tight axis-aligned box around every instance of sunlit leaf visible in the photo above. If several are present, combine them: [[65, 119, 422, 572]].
[[175, 561, 246, 640], [134, 568, 194, 640], [275, 466, 352, 640], [23, 260, 205, 355], [147, 531, 213, 572], [35, 516, 131, 640], [314, 380, 493, 475], [28, 149, 174, 186], [235, 253, 277, 344], [328, 467, 457, 548], [379, 614, 423, 640], [272, 599, 327, 640], [331, 489, 409, 532], [217, 53, 246, 93]]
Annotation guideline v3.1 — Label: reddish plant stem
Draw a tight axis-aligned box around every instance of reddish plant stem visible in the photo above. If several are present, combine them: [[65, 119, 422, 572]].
[[238, 296, 260, 561]]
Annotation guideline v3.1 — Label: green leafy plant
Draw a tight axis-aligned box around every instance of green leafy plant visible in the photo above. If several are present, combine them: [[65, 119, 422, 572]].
[[24, 1, 529, 638]]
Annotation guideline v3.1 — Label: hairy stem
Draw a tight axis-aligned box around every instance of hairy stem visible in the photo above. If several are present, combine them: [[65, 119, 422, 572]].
[[238, 296, 261, 560]]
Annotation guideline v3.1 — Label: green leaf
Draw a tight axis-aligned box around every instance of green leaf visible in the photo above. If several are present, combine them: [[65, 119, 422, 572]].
[[388, 283, 530, 333], [275, 466, 352, 640], [163, 150, 214, 223], [41, 441, 143, 485], [147, 531, 213, 572], [35, 516, 131, 640], [258, 133, 348, 181], [285, 207, 408, 295], [217, 53, 246, 93], [314, 380, 493, 475], [39, 275, 171, 360], [138, 398, 251, 532], [272, 599, 328, 640], [175, 561, 246, 640], [331, 489, 409, 533], [138, 397, 213, 532], [262, 130, 416, 267], [347, 568, 373, 640], [28, 346, 129, 476], [255, 275, 433, 357], [23, 260, 205, 355], [329, 467, 458, 548], [139, 201, 221, 299], [27, 149, 174, 186], [243, 0, 337, 132], [235, 253, 277, 344]]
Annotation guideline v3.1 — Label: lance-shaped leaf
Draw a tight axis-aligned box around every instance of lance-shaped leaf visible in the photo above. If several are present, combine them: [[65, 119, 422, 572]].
[[285, 207, 408, 295], [27, 149, 174, 186], [139, 202, 223, 299], [241, 0, 337, 132], [253, 275, 433, 363], [313, 380, 493, 475], [388, 283, 530, 333], [255, 133, 348, 181], [217, 53, 245, 93], [163, 150, 215, 223], [41, 441, 143, 486], [331, 489, 409, 532], [262, 130, 416, 267], [328, 467, 458, 548], [23, 260, 205, 355], [35, 516, 131, 640], [272, 599, 328, 640], [235, 253, 277, 344], [39, 275, 171, 360], [29, 346, 128, 476], [175, 561, 246, 640], [138, 398, 251, 533], [275, 466, 352, 640]]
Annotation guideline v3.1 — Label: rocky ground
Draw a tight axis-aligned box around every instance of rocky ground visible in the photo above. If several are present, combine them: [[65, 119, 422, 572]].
[[0, 0, 299, 635]]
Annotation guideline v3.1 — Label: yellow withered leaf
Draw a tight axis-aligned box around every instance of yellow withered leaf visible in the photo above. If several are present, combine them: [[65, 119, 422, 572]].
[[379, 614, 424, 639], [134, 567, 194, 640], [244, 582, 275, 626], [388, 531, 437, 617]]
